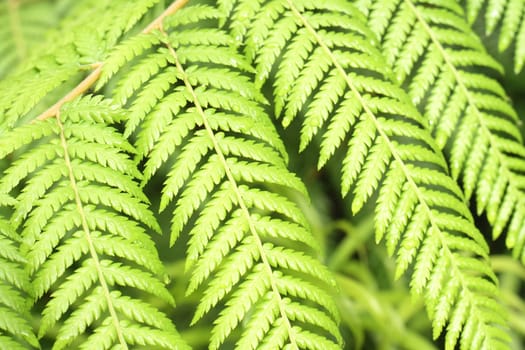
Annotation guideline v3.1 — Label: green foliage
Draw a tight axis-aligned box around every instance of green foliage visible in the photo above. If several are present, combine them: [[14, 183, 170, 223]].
[[0, 194, 38, 350], [0, 0, 62, 78], [462, 0, 525, 73], [1, 0, 525, 349]]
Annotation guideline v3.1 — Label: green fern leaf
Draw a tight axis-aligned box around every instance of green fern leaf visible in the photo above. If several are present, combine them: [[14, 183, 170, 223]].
[[361, 0, 525, 264], [0, 96, 187, 350], [461, 0, 525, 73], [223, 0, 509, 348], [0, 195, 39, 349], [98, 4, 342, 349]]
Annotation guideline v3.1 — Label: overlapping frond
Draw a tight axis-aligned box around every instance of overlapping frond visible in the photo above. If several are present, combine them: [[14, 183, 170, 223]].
[[95, 4, 342, 349], [223, 0, 509, 348], [0, 96, 187, 350], [461, 0, 525, 73], [361, 0, 525, 263], [0, 194, 39, 349]]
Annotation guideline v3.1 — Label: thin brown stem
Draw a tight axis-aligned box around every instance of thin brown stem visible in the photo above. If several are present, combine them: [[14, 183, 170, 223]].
[[37, 66, 103, 121], [142, 0, 189, 33], [35, 0, 189, 121]]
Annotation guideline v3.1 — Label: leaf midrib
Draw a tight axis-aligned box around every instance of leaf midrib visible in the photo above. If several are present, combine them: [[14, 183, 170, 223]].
[[160, 29, 300, 350], [56, 113, 128, 349]]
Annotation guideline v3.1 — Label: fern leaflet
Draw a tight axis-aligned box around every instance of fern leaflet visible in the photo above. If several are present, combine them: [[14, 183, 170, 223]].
[[0, 194, 39, 349], [223, 0, 510, 348], [461, 0, 525, 74]]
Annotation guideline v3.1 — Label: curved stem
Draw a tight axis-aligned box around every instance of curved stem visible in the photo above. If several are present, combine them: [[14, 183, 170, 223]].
[[35, 0, 189, 121], [56, 111, 128, 348]]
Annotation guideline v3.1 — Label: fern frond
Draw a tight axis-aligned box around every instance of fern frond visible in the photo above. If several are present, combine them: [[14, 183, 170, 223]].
[[0, 96, 187, 350], [361, 0, 525, 264], [460, 0, 525, 73], [0, 194, 39, 349], [223, 0, 509, 348], [98, 4, 342, 349]]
